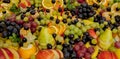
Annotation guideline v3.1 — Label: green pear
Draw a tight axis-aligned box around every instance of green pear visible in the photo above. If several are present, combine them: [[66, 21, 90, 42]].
[[99, 29, 114, 50], [38, 27, 55, 49]]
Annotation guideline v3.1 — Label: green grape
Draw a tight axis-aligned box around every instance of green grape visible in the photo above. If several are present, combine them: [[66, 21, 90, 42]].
[[76, 22, 81, 27], [74, 27, 79, 34], [64, 30, 70, 35], [46, 13, 51, 19], [41, 20, 45, 24], [95, 23, 100, 28], [100, 24, 104, 28], [77, 29, 82, 36], [56, 45, 63, 50], [26, 12, 30, 16], [65, 38, 70, 44], [69, 25, 75, 30], [62, 14, 67, 19], [104, 21, 108, 25], [16, 15, 20, 20], [56, 36, 64, 43], [112, 28, 118, 33], [96, 31, 100, 36], [81, 27, 87, 32], [70, 30, 75, 34], [100, 29, 104, 34], [91, 39, 97, 45], [45, 19, 50, 24], [12, 42, 19, 47], [85, 25, 91, 30], [89, 17, 94, 21], [73, 34, 78, 40], [0, 40, 3, 47], [23, 17, 28, 22], [90, 23, 96, 28], [111, 18, 115, 24]]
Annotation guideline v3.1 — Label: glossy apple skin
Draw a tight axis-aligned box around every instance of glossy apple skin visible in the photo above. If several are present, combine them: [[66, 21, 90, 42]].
[[98, 51, 118, 59], [3, 48, 14, 59], [36, 50, 54, 59], [0, 49, 6, 59]]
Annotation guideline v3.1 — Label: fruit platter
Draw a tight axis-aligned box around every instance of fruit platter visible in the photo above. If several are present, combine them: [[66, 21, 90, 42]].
[[0, 0, 120, 59]]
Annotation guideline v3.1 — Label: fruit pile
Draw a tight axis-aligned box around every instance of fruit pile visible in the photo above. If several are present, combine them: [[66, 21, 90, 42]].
[[0, 0, 120, 59]]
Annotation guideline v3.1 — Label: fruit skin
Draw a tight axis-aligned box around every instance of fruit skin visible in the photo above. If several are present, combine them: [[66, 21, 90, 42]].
[[98, 51, 118, 59], [0, 49, 6, 59], [91, 45, 99, 59], [2, 48, 14, 59], [0, 48, 20, 59], [36, 49, 63, 59], [88, 29, 97, 39], [98, 29, 114, 50], [38, 27, 55, 49], [19, 0, 31, 8], [18, 44, 36, 59], [115, 49, 120, 59]]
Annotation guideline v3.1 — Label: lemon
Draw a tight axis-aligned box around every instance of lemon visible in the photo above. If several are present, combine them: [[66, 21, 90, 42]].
[[18, 44, 37, 59], [42, 0, 54, 9]]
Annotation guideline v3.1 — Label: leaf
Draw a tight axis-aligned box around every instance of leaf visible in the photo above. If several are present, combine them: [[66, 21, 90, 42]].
[[10, 4, 20, 13]]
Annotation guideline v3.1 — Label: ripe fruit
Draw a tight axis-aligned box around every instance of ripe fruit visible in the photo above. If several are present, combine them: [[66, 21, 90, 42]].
[[114, 41, 120, 48], [98, 51, 118, 59], [18, 44, 36, 59], [88, 29, 97, 39], [115, 49, 120, 59], [36, 49, 63, 59], [38, 27, 55, 49], [98, 29, 114, 50], [0, 48, 20, 59]]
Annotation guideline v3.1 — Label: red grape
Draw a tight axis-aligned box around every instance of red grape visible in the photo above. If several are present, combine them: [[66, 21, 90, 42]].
[[114, 41, 120, 48], [30, 27, 36, 33], [80, 46, 87, 53], [77, 42, 84, 47], [74, 44, 80, 51], [84, 52, 91, 59], [30, 22, 38, 28], [16, 20, 24, 25], [23, 23, 31, 28], [87, 47, 95, 54], [8, 14, 16, 22], [77, 0, 85, 3], [77, 50, 84, 58], [28, 16, 34, 22]]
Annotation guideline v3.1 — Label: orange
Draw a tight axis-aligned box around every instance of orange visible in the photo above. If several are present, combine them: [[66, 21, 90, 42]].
[[18, 44, 37, 59]]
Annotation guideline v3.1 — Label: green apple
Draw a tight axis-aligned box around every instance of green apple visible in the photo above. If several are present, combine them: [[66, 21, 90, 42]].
[[38, 27, 55, 49]]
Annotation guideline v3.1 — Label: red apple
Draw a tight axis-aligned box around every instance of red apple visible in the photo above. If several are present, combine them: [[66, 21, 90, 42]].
[[36, 49, 63, 59], [3, 48, 14, 59], [98, 51, 118, 59], [8, 48, 20, 59], [0, 48, 20, 59], [0, 49, 6, 59], [36, 50, 54, 59]]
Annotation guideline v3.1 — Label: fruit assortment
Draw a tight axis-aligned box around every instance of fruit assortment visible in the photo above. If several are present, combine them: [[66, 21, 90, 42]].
[[0, 0, 120, 59]]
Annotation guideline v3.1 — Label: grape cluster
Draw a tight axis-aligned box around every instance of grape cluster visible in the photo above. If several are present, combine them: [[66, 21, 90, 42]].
[[74, 42, 95, 59], [0, 20, 21, 38], [77, 3, 96, 19]]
